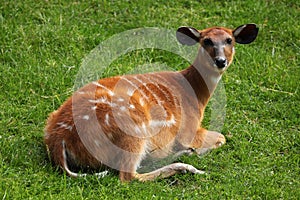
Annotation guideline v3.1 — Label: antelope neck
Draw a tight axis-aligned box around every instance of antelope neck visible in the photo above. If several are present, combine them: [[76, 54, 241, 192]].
[[180, 63, 222, 106]]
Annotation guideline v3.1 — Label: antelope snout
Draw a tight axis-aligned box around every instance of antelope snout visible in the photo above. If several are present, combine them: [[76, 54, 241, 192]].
[[214, 57, 227, 69]]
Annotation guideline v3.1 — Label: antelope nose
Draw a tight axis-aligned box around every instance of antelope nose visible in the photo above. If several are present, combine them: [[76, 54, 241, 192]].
[[215, 57, 227, 69]]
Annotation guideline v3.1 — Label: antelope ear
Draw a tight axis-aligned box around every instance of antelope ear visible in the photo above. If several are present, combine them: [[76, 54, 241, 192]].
[[176, 26, 200, 46], [233, 24, 259, 44]]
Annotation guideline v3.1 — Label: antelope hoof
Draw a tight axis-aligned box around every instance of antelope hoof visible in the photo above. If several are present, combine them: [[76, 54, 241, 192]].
[[215, 133, 226, 148]]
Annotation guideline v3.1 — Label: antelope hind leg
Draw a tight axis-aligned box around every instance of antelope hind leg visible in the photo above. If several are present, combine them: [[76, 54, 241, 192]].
[[135, 162, 205, 182]]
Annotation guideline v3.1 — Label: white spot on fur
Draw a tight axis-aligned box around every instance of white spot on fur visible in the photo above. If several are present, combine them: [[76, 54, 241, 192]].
[[129, 104, 135, 109], [127, 88, 135, 96], [91, 106, 97, 110], [83, 115, 90, 120], [117, 98, 124, 102], [89, 97, 107, 103], [149, 115, 176, 128], [139, 98, 145, 106], [89, 97, 116, 107], [92, 81, 114, 96], [122, 77, 148, 102], [57, 122, 73, 130], [105, 113, 110, 126], [120, 106, 126, 111], [142, 123, 147, 134]]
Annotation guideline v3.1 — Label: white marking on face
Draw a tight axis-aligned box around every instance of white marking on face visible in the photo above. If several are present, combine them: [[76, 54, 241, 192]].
[[92, 81, 114, 96], [83, 115, 90, 120], [199, 46, 228, 73], [91, 106, 97, 110], [105, 113, 110, 126]]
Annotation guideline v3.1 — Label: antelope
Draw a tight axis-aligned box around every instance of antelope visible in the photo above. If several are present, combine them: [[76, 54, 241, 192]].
[[44, 24, 258, 182]]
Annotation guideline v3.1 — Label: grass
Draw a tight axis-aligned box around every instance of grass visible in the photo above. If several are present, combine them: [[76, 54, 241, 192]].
[[0, 0, 299, 199]]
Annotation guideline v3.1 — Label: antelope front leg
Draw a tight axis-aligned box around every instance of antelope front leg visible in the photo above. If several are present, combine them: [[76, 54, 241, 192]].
[[135, 162, 205, 181], [190, 128, 226, 155]]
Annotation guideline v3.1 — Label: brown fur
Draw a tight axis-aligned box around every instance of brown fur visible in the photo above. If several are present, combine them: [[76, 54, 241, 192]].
[[44, 24, 258, 182]]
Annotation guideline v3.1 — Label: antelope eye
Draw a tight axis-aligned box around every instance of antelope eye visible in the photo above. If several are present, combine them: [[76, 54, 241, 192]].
[[203, 38, 213, 46], [226, 38, 232, 45]]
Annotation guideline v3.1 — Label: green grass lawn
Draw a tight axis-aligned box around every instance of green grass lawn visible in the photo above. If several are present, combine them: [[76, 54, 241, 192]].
[[1, 0, 299, 199]]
